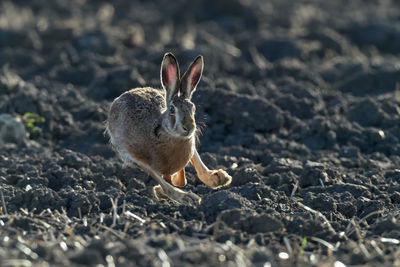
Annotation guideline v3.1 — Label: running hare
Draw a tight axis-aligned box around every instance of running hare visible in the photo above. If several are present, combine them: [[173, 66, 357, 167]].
[[106, 53, 232, 204]]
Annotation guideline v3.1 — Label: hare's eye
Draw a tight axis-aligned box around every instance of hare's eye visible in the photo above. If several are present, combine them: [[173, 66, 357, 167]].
[[169, 105, 175, 114]]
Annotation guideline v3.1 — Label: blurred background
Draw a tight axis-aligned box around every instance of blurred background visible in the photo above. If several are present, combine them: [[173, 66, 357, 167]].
[[1, 0, 400, 266], [1, 0, 400, 156]]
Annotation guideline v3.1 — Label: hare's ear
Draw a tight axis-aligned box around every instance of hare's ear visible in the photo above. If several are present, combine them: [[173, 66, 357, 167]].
[[180, 55, 203, 99], [161, 53, 180, 103]]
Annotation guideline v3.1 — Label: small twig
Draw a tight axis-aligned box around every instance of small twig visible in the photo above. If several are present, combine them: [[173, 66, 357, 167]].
[[335, 241, 341, 250], [359, 243, 371, 258], [380, 237, 400, 244], [57, 207, 72, 224], [1, 259, 32, 267], [77, 208, 82, 220], [359, 210, 383, 223], [110, 197, 119, 227], [20, 208, 29, 216], [124, 211, 146, 225], [16, 243, 39, 260], [0, 189, 8, 215], [297, 202, 336, 234], [370, 240, 383, 256], [201, 31, 241, 57], [249, 46, 269, 70], [39, 209, 46, 216], [99, 213, 105, 224], [310, 237, 336, 251], [48, 229, 56, 241], [290, 181, 299, 198], [345, 218, 355, 234], [123, 221, 130, 233], [283, 237, 293, 255], [122, 200, 126, 218], [346, 210, 383, 236], [98, 224, 125, 239]]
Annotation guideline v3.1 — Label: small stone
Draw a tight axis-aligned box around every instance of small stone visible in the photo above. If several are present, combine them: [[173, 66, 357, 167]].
[[0, 114, 27, 148]]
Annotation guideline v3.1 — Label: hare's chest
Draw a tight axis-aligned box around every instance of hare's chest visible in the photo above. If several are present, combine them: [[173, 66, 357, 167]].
[[156, 138, 194, 175]]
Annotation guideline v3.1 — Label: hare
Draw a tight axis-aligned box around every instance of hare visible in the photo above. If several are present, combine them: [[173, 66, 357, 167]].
[[106, 53, 232, 204]]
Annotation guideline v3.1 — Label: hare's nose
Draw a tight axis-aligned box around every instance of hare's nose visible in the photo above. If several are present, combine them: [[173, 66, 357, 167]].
[[182, 126, 191, 136]]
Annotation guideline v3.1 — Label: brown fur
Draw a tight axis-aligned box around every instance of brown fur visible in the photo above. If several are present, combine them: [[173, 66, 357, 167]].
[[107, 87, 194, 178], [164, 169, 186, 187], [174, 169, 186, 187], [106, 53, 231, 205]]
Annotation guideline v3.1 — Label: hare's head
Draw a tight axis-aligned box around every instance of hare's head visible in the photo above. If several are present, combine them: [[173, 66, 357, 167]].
[[160, 53, 203, 139]]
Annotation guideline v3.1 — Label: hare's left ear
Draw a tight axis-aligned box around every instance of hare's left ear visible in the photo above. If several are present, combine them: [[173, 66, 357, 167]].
[[180, 55, 203, 99], [161, 53, 180, 103]]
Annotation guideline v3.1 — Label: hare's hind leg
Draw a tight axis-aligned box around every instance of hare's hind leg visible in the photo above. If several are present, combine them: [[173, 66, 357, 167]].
[[162, 169, 186, 187], [171, 169, 187, 187], [190, 149, 232, 189], [132, 159, 200, 205]]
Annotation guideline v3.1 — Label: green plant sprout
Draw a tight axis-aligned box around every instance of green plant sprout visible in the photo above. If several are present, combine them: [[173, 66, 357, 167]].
[[22, 112, 45, 133], [300, 237, 307, 255]]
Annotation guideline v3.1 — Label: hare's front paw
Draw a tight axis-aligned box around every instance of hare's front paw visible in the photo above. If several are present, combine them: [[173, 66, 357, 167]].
[[153, 185, 169, 200], [207, 169, 232, 189], [153, 185, 201, 205]]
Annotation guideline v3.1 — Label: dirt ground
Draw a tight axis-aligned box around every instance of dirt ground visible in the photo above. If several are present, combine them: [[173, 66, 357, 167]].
[[1, 0, 400, 266]]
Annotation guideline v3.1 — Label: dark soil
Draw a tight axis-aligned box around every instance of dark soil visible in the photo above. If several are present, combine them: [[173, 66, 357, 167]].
[[1, 0, 400, 266]]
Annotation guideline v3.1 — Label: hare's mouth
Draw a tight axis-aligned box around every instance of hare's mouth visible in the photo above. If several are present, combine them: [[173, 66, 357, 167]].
[[183, 130, 194, 138], [179, 126, 195, 139]]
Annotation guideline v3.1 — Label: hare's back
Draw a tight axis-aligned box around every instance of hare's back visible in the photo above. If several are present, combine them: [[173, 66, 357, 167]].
[[108, 87, 165, 138], [113, 87, 164, 118]]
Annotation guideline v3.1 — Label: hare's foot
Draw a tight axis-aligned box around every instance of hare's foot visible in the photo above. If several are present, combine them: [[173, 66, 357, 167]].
[[203, 169, 232, 189], [132, 159, 200, 205], [190, 149, 232, 189], [171, 169, 186, 187], [153, 184, 201, 205]]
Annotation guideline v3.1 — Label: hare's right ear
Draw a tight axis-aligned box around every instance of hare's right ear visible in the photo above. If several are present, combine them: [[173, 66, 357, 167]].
[[180, 55, 203, 99], [161, 53, 180, 103]]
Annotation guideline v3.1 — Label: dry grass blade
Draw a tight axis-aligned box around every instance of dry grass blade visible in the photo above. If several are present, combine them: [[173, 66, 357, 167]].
[[290, 180, 299, 198], [345, 218, 355, 234], [283, 236, 293, 255], [309, 237, 336, 251], [297, 202, 336, 234], [110, 197, 119, 227], [98, 224, 125, 239], [1, 188, 7, 215], [359, 210, 383, 223], [20, 208, 29, 216], [346, 210, 383, 237], [201, 31, 241, 57], [370, 240, 383, 256], [16, 243, 38, 260], [1, 259, 32, 267], [77, 207, 82, 220], [125, 211, 146, 225], [359, 243, 371, 258], [380, 237, 400, 244], [249, 46, 269, 70]]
